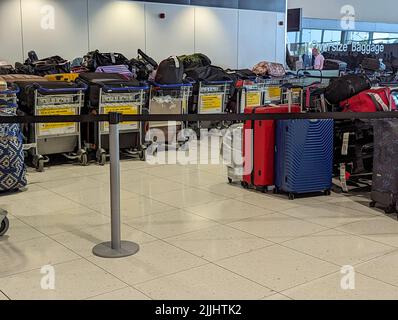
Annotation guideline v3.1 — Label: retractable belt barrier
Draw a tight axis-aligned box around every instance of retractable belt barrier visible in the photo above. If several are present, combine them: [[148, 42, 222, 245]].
[[1, 111, 398, 124], [3, 111, 396, 258]]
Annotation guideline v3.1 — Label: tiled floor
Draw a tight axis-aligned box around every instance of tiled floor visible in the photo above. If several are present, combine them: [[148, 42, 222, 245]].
[[1, 148, 398, 300]]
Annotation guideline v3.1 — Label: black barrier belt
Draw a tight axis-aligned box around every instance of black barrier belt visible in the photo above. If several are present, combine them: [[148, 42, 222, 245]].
[[1, 112, 398, 124]]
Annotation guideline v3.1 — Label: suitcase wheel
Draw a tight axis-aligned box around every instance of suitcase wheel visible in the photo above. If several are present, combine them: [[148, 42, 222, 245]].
[[0, 217, 9, 237], [273, 188, 279, 194], [385, 206, 396, 215], [228, 178, 233, 184], [369, 201, 376, 208], [288, 193, 295, 201], [324, 190, 331, 196], [139, 149, 146, 162], [241, 181, 249, 189], [33, 155, 45, 173]]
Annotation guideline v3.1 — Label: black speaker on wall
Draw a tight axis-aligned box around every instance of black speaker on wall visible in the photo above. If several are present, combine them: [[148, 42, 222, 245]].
[[287, 8, 302, 32]]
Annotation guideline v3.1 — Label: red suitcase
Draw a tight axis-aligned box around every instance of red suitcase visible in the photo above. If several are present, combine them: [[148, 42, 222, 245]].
[[242, 105, 301, 191]]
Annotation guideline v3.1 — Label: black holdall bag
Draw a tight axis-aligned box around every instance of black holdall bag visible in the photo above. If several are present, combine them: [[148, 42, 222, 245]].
[[370, 119, 398, 214], [323, 59, 347, 71], [155, 56, 184, 84], [83, 50, 130, 72], [185, 65, 232, 82], [129, 49, 158, 81], [324, 74, 371, 105], [179, 53, 212, 71]]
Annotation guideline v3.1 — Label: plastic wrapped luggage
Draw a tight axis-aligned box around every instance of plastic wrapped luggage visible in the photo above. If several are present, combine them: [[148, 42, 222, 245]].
[[242, 105, 301, 192], [340, 87, 396, 112], [274, 119, 334, 199], [370, 120, 398, 214], [0, 84, 27, 191], [222, 123, 244, 184]]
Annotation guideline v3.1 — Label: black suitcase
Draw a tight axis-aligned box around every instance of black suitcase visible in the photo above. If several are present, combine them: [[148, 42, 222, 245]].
[[324, 59, 347, 71], [16, 81, 83, 114], [78, 73, 139, 109], [370, 119, 398, 214]]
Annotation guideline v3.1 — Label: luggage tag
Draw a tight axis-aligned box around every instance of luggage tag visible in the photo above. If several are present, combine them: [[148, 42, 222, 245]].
[[339, 163, 349, 193], [341, 132, 350, 156]]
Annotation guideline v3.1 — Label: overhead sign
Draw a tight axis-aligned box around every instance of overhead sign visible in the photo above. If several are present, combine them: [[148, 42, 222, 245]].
[[316, 42, 385, 55]]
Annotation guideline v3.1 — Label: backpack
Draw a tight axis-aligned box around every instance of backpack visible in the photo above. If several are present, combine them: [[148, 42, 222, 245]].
[[155, 56, 184, 84], [324, 74, 371, 105], [82, 50, 130, 72], [340, 88, 396, 112]]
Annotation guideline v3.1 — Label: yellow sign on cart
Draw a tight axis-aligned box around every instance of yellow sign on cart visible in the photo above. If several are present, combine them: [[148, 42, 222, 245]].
[[266, 87, 282, 100], [37, 107, 77, 136], [200, 94, 223, 114], [102, 105, 139, 132], [246, 92, 262, 107]]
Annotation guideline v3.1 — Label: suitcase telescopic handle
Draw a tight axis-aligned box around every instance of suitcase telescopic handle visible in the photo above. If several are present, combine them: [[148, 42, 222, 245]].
[[0, 83, 19, 95], [34, 82, 88, 93]]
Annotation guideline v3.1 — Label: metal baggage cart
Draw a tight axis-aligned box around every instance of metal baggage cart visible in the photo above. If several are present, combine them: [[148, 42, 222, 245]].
[[194, 80, 233, 133], [24, 83, 87, 172], [96, 82, 149, 165], [147, 82, 192, 154], [237, 77, 268, 113]]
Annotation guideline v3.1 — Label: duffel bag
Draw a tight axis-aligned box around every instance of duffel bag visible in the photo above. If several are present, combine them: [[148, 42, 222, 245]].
[[82, 50, 130, 72], [361, 57, 380, 71], [324, 74, 371, 105], [185, 65, 232, 82], [340, 88, 396, 112], [23, 54, 71, 76], [179, 53, 212, 71], [155, 56, 184, 84], [324, 59, 347, 71], [252, 61, 286, 77]]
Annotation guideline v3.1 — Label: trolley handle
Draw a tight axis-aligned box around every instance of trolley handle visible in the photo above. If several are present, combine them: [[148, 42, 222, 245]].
[[0, 83, 20, 95], [201, 80, 234, 85], [150, 81, 193, 89], [101, 83, 149, 92], [34, 82, 88, 94]]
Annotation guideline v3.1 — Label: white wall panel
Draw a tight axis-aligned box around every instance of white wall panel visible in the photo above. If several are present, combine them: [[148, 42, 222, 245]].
[[145, 3, 194, 63], [0, 0, 23, 64], [276, 12, 286, 64], [88, 0, 145, 57], [195, 7, 238, 69], [21, 0, 88, 61], [238, 10, 277, 68]]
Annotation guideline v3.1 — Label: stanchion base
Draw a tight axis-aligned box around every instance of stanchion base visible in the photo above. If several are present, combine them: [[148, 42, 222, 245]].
[[92, 241, 140, 258]]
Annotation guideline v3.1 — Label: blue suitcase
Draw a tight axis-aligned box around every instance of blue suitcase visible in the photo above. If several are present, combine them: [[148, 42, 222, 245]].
[[275, 119, 334, 199], [0, 87, 27, 192]]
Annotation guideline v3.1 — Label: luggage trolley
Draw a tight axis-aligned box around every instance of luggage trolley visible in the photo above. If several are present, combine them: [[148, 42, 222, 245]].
[[147, 82, 193, 154], [22, 82, 88, 172], [237, 77, 268, 113], [96, 82, 149, 165], [194, 80, 233, 134]]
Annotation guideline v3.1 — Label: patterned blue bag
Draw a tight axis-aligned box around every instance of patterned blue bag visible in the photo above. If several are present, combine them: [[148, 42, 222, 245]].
[[0, 101, 27, 191]]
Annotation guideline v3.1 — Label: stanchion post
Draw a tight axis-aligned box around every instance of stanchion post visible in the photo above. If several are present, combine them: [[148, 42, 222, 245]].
[[93, 112, 140, 258]]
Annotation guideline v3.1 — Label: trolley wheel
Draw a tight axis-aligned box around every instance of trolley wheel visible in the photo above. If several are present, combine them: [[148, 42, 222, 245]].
[[0, 217, 9, 236], [369, 201, 376, 208], [228, 178, 233, 184], [34, 157, 45, 172], [79, 152, 88, 166], [385, 206, 396, 215], [97, 149, 107, 166], [288, 193, 295, 201], [139, 149, 146, 162], [324, 190, 331, 196]]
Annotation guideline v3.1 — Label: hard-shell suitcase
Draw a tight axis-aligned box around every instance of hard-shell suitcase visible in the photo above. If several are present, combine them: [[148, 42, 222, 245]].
[[0, 74, 47, 83], [45, 73, 79, 82], [95, 65, 134, 80], [0, 86, 27, 191], [370, 119, 398, 214], [242, 105, 301, 191], [340, 88, 396, 112], [223, 123, 244, 184], [275, 119, 334, 199]]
